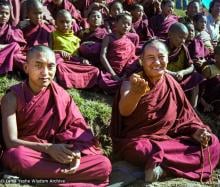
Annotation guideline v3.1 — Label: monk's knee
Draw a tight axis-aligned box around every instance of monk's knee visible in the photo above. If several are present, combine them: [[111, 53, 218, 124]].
[[122, 140, 153, 166], [2, 146, 40, 173], [96, 155, 112, 180]]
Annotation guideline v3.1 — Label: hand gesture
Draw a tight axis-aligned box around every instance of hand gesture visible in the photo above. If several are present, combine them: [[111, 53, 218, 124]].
[[82, 59, 91, 65], [61, 51, 71, 60], [60, 150, 81, 174], [175, 71, 184, 81], [47, 144, 75, 164], [192, 128, 211, 147], [130, 73, 150, 96]]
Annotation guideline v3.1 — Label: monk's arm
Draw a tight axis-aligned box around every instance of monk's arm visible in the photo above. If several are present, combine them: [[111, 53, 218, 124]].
[[178, 64, 194, 76], [1, 92, 52, 152], [100, 36, 118, 78], [119, 81, 142, 116], [1, 92, 74, 164]]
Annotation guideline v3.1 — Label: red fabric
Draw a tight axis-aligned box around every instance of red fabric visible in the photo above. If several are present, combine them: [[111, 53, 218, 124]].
[[1, 81, 111, 185], [0, 24, 26, 73], [55, 53, 100, 89], [45, 0, 87, 31], [2, 147, 111, 186], [22, 23, 53, 50], [186, 38, 210, 61], [79, 27, 108, 66], [0, 24, 26, 47], [0, 42, 21, 74], [110, 73, 220, 180], [7, 0, 20, 26], [106, 33, 138, 75], [149, 14, 178, 39], [132, 17, 154, 42], [98, 33, 139, 94]]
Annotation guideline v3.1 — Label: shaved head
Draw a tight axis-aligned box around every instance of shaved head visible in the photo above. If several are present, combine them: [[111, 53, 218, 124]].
[[26, 45, 55, 63], [169, 22, 189, 35], [56, 9, 72, 19], [26, 0, 43, 10]]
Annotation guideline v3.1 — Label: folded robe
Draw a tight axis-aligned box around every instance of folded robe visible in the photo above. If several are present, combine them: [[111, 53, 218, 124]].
[[1, 81, 111, 186], [110, 73, 220, 181]]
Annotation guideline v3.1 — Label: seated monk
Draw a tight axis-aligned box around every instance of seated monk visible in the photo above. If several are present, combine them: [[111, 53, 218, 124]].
[[20, 0, 54, 50], [99, 13, 139, 94], [50, 9, 100, 89], [0, 1, 26, 74], [110, 39, 220, 183], [0, 45, 111, 186]]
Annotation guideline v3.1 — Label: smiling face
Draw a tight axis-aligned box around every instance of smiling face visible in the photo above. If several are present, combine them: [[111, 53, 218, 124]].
[[131, 5, 144, 21], [141, 41, 168, 82], [195, 16, 207, 31], [162, 0, 175, 17], [24, 48, 56, 94]]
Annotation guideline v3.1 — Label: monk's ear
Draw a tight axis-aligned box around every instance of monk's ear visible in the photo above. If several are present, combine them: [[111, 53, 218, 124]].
[[139, 56, 143, 66], [23, 63, 29, 74]]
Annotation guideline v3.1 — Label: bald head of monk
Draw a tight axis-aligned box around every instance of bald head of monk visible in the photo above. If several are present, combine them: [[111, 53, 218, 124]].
[[55, 9, 73, 33], [168, 22, 189, 49], [26, 0, 44, 25], [24, 45, 56, 94]]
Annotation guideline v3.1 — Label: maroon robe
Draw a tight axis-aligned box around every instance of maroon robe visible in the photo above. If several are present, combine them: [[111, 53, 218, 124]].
[[7, 0, 20, 26], [132, 17, 154, 42], [55, 53, 100, 89], [21, 22, 53, 50], [1, 81, 111, 186], [111, 73, 220, 181], [0, 24, 27, 73], [99, 33, 139, 94], [167, 41, 204, 91], [79, 27, 108, 66], [45, 0, 87, 31], [186, 38, 210, 72], [149, 14, 178, 39]]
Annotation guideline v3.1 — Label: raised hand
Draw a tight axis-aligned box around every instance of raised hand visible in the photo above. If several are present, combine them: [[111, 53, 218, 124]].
[[130, 73, 150, 96]]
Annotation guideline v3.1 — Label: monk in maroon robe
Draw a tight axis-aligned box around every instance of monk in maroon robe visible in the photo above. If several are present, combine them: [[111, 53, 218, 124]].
[[111, 39, 220, 183], [20, 0, 54, 50], [130, 4, 154, 42], [149, 0, 178, 39], [1, 45, 111, 186], [99, 14, 139, 94], [185, 23, 210, 73], [44, 0, 86, 32], [0, 1, 26, 74], [78, 10, 108, 67]]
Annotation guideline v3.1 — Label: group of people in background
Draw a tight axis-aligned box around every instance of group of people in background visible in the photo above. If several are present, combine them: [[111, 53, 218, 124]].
[[0, 0, 220, 186]]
